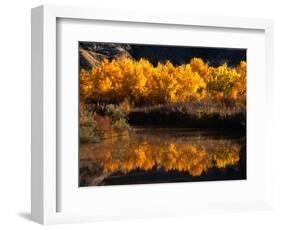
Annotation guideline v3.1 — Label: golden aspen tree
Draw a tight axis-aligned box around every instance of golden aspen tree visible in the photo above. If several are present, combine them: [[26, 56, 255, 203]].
[[80, 57, 246, 104]]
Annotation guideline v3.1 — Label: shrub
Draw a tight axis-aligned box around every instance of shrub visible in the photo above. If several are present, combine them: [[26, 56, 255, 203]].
[[80, 103, 131, 143]]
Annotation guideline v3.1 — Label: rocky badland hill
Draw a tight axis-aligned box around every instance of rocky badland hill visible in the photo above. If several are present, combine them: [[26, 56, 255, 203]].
[[79, 42, 246, 70]]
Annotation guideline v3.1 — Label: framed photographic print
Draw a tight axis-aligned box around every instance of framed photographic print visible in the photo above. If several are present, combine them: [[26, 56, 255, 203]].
[[31, 5, 274, 224], [78, 42, 247, 187]]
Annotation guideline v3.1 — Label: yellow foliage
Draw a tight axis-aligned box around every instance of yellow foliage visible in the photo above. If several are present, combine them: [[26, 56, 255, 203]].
[[80, 57, 246, 104]]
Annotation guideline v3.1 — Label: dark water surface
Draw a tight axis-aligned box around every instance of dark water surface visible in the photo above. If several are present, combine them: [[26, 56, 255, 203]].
[[79, 127, 246, 187]]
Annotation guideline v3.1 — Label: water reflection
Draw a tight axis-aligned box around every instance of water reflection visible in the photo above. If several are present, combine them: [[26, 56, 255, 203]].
[[80, 127, 246, 186]]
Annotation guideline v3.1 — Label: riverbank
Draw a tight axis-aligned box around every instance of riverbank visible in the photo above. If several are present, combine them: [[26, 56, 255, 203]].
[[80, 99, 246, 143], [129, 100, 246, 130]]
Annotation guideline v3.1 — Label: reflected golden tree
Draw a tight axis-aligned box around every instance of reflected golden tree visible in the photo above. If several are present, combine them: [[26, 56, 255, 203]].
[[80, 129, 241, 185]]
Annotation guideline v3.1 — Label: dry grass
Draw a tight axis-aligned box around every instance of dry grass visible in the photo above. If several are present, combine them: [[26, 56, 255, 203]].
[[129, 98, 246, 130]]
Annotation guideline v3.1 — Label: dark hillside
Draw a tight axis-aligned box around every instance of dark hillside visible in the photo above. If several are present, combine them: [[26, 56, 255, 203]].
[[79, 42, 246, 69]]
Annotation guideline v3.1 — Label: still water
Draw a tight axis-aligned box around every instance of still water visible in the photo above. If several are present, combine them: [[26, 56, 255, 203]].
[[79, 127, 246, 186]]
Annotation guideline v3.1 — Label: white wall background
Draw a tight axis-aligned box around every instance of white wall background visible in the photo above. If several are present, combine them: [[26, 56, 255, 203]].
[[0, 0, 280, 229]]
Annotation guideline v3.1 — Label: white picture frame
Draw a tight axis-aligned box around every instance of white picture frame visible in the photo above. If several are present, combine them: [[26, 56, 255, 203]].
[[31, 4, 274, 225]]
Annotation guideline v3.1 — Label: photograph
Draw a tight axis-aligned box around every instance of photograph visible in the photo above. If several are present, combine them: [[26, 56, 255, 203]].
[[79, 42, 246, 187]]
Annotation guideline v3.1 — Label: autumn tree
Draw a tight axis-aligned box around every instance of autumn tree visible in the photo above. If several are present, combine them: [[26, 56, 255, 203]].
[[80, 57, 246, 105]]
